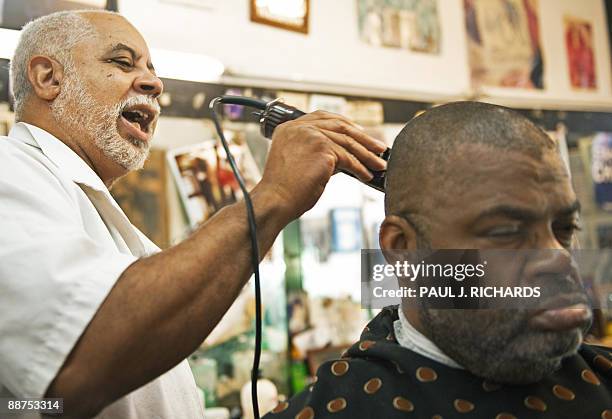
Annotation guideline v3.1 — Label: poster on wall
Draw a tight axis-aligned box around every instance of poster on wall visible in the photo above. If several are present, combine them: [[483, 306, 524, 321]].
[[167, 133, 261, 228], [564, 16, 597, 90], [0, 0, 114, 30], [591, 133, 612, 211], [464, 0, 544, 89], [357, 0, 441, 54]]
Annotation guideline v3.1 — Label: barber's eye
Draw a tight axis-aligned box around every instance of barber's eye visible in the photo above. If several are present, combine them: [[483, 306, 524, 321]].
[[110, 58, 132, 67]]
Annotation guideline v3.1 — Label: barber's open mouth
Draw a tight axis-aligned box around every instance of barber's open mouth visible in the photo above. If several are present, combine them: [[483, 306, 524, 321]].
[[119, 105, 157, 143], [528, 293, 592, 332]]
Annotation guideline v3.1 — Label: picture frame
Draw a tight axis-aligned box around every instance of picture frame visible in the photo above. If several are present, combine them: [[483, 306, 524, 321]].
[[166, 133, 261, 229], [250, 0, 309, 34]]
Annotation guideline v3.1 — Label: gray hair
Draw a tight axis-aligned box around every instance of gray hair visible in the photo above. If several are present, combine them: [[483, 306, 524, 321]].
[[10, 10, 116, 118]]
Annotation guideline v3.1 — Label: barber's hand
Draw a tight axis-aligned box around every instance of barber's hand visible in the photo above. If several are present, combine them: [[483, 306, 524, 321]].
[[258, 110, 387, 221]]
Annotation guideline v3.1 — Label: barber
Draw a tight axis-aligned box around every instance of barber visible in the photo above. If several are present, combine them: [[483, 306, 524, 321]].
[[0, 10, 387, 419]]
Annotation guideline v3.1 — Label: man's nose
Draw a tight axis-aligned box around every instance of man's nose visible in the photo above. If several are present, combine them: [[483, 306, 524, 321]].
[[523, 248, 574, 280], [134, 73, 163, 98]]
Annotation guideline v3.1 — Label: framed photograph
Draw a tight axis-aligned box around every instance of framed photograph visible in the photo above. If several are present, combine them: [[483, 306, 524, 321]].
[[357, 0, 441, 54], [167, 132, 261, 229], [250, 0, 309, 34], [464, 0, 544, 89], [0, 0, 117, 30], [564, 16, 597, 90]]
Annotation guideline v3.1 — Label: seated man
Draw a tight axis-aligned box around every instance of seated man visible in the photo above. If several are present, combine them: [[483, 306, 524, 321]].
[[265, 102, 612, 419]]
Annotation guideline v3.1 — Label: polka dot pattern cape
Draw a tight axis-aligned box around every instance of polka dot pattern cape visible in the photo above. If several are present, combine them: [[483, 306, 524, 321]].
[[265, 306, 612, 419]]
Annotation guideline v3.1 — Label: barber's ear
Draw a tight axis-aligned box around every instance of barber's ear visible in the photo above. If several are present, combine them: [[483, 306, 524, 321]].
[[379, 215, 418, 265], [27, 55, 64, 101]]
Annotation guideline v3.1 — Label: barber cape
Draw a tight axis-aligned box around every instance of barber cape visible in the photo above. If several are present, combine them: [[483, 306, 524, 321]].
[[265, 306, 612, 419]]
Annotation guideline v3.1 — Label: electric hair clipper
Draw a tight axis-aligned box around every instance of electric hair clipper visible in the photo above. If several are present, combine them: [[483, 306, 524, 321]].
[[258, 99, 389, 192]]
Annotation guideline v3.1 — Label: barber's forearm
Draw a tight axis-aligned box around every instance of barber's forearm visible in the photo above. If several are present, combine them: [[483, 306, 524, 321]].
[[46, 184, 289, 417]]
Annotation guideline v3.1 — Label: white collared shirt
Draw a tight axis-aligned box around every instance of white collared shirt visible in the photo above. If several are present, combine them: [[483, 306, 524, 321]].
[[0, 122, 204, 418], [394, 308, 464, 369]]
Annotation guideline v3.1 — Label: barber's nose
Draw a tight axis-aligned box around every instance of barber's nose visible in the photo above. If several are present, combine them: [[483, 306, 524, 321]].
[[134, 74, 163, 98]]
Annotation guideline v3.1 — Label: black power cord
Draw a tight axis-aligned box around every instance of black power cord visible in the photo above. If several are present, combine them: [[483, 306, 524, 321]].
[[209, 97, 265, 419], [208, 95, 389, 419]]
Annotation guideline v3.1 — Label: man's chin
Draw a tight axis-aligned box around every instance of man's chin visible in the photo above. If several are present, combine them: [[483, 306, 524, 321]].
[[95, 132, 150, 172], [478, 329, 583, 384], [124, 134, 149, 150]]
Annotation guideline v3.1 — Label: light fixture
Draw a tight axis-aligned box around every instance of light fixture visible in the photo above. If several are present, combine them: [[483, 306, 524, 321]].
[[0, 28, 224, 83], [150, 48, 224, 83], [0, 28, 19, 60]]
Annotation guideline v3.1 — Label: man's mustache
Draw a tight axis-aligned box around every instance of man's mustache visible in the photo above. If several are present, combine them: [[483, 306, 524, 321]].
[[117, 95, 160, 117]]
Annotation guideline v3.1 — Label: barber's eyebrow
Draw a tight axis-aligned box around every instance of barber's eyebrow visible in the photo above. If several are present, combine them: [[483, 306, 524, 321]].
[[110, 43, 136, 57], [475, 200, 581, 222], [109, 43, 156, 72]]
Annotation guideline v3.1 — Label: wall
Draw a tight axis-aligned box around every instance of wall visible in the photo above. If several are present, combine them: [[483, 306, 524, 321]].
[[119, 0, 612, 110], [120, 0, 469, 99]]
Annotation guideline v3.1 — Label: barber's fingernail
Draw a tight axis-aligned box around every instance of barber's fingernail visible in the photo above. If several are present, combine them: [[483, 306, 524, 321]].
[[374, 157, 387, 169]]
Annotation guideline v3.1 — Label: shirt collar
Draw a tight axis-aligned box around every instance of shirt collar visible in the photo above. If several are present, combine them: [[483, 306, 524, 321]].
[[394, 308, 464, 369], [9, 122, 108, 192]]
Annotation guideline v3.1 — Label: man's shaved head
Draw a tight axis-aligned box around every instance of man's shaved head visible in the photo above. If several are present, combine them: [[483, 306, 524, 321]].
[[380, 101, 587, 384], [385, 102, 557, 238]]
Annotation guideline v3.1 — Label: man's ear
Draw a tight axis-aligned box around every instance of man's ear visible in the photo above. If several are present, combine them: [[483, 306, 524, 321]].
[[379, 215, 418, 251], [27, 55, 64, 101], [379, 215, 419, 266]]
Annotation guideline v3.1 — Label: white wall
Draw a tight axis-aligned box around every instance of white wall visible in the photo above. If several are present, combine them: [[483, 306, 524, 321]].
[[120, 0, 469, 98], [119, 0, 611, 109]]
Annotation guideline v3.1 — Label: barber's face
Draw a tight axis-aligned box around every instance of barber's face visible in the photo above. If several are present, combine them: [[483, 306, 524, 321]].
[[404, 145, 590, 383], [51, 14, 163, 172]]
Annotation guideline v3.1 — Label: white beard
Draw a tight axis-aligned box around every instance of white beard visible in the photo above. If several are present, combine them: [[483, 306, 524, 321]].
[[50, 62, 157, 171]]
